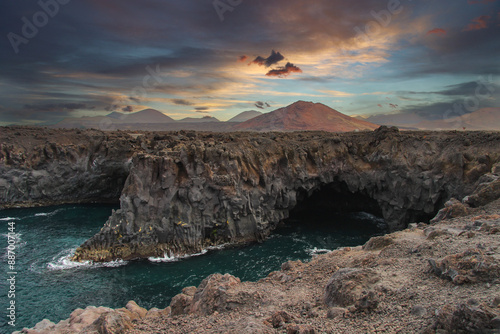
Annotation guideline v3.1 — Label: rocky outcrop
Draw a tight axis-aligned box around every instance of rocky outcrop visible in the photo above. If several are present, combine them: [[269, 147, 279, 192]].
[[73, 128, 500, 262], [0, 127, 138, 208], [2, 126, 500, 263], [13, 301, 162, 334], [18, 198, 500, 333]]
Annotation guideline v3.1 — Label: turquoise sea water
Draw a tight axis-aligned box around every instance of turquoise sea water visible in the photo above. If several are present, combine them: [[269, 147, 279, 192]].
[[0, 204, 382, 332]]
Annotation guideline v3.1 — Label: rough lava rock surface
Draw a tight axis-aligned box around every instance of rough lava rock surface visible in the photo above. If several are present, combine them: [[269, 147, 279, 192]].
[[0, 127, 136, 208], [2, 126, 500, 262], [73, 128, 500, 262]]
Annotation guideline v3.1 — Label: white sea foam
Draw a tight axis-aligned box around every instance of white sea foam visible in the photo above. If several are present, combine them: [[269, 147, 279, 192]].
[[47, 248, 127, 271], [34, 208, 66, 218], [0, 217, 19, 221], [148, 249, 209, 263], [307, 247, 332, 255]]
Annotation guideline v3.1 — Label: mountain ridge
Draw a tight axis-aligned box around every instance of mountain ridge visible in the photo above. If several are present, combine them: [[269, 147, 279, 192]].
[[234, 101, 379, 132]]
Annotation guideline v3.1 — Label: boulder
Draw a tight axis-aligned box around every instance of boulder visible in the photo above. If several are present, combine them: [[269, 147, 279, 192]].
[[190, 273, 242, 315], [324, 268, 381, 311], [362, 235, 394, 250], [464, 179, 500, 207], [428, 249, 500, 284], [430, 198, 469, 223], [431, 303, 500, 332]]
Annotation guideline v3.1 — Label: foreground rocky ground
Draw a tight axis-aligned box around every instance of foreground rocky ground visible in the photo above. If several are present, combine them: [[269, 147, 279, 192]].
[[17, 171, 500, 334]]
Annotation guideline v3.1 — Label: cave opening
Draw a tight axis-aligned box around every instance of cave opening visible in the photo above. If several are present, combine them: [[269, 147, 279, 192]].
[[280, 182, 388, 240]]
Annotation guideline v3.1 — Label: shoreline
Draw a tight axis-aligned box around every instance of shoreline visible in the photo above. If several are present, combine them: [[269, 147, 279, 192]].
[[15, 197, 500, 334]]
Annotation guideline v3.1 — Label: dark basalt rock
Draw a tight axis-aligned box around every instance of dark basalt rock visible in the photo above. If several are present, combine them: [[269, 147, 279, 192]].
[[74, 130, 500, 262], [2, 127, 500, 262], [0, 127, 136, 208]]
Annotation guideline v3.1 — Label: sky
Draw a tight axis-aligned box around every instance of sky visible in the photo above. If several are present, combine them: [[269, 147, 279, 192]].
[[0, 0, 499, 125]]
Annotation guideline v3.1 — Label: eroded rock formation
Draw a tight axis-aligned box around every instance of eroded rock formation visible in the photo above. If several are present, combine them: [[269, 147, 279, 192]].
[[0, 127, 138, 208], [71, 127, 500, 262], [2, 127, 500, 262]]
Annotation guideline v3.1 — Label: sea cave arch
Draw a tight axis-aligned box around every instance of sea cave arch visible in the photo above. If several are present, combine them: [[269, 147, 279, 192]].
[[276, 180, 388, 237]]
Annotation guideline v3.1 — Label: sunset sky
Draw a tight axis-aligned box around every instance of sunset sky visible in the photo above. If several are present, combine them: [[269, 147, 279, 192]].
[[0, 0, 499, 125]]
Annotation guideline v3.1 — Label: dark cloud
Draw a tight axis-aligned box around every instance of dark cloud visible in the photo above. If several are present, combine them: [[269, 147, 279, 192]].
[[24, 103, 87, 112], [238, 55, 248, 62], [171, 99, 193, 106], [195, 107, 209, 113], [266, 62, 302, 77], [122, 106, 134, 112], [254, 101, 272, 109], [250, 50, 285, 67]]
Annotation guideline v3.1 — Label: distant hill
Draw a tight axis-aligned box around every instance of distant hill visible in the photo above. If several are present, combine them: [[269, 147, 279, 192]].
[[227, 110, 263, 123], [234, 101, 378, 132], [55, 109, 174, 129], [359, 113, 425, 128], [414, 108, 500, 130], [106, 112, 127, 120], [121, 109, 175, 123], [361, 107, 500, 131], [178, 116, 220, 123]]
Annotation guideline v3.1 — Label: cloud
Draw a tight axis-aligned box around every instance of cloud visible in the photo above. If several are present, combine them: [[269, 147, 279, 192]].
[[171, 99, 193, 106], [266, 62, 302, 77], [467, 0, 496, 4], [463, 15, 491, 31], [320, 90, 355, 97], [24, 103, 88, 112], [250, 50, 285, 67], [426, 28, 447, 35], [238, 55, 248, 62], [254, 101, 272, 109], [195, 107, 210, 113], [377, 104, 383, 108], [436, 81, 499, 96], [122, 106, 134, 112]]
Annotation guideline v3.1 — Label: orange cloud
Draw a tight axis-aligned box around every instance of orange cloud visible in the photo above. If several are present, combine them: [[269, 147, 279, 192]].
[[265, 62, 302, 77], [463, 15, 491, 31], [426, 28, 447, 35], [238, 55, 248, 62]]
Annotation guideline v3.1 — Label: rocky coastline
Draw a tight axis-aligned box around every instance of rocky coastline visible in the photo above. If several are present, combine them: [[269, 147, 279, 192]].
[[68, 128, 498, 263], [2, 126, 500, 333], [16, 193, 500, 333]]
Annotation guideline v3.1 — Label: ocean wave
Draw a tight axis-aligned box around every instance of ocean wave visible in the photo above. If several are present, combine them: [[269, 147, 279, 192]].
[[34, 208, 67, 218], [0, 217, 20, 221], [148, 249, 209, 263], [306, 247, 332, 255], [148, 243, 232, 263], [46, 248, 127, 271]]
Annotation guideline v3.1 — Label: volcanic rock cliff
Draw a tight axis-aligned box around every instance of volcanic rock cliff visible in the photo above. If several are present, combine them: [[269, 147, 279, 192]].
[[2, 127, 500, 263], [0, 127, 137, 208], [64, 128, 499, 262]]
